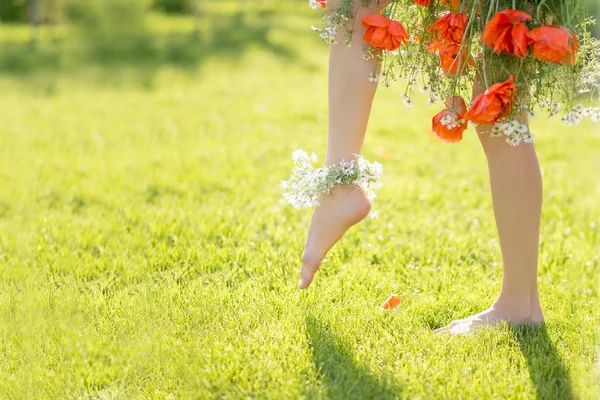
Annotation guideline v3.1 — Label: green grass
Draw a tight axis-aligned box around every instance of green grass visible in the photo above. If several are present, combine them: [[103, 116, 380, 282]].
[[1, 2, 599, 398]]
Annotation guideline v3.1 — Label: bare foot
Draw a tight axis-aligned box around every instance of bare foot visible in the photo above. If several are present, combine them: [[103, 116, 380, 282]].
[[434, 302, 545, 335], [298, 185, 371, 290]]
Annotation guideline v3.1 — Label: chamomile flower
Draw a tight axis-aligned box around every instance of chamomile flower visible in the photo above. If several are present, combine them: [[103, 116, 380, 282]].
[[282, 150, 383, 216]]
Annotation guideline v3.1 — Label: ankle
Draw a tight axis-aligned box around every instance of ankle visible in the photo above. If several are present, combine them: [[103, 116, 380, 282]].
[[317, 186, 372, 223], [492, 292, 542, 321], [328, 184, 368, 200]]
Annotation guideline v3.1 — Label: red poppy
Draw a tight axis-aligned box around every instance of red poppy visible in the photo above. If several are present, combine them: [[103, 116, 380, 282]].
[[427, 41, 472, 76], [316, 0, 326, 7], [527, 25, 578, 65], [482, 9, 532, 57], [381, 294, 402, 310], [463, 75, 517, 125], [432, 96, 468, 143], [362, 15, 409, 51], [429, 12, 469, 44], [413, 0, 430, 6]]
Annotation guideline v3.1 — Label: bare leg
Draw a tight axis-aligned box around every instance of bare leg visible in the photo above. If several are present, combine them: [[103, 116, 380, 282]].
[[436, 111, 545, 334], [299, 1, 391, 290]]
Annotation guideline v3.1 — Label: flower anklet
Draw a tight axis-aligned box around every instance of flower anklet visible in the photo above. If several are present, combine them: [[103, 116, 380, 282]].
[[281, 150, 383, 217]]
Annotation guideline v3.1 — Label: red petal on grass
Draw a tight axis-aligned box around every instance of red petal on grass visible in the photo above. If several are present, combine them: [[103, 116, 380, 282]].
[[374, 146, 391, 159], [381, 294, 402, 310]]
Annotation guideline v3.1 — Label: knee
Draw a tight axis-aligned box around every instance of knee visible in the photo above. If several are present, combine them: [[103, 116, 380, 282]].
[[476, 126, 539, 171], [476, 125, 500, 158], [475, 113, 531, 158], [477, 127, 517, 159]]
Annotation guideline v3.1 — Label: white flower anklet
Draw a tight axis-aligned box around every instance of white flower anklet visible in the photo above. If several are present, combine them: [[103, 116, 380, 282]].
[[281, 149, 383, 217]]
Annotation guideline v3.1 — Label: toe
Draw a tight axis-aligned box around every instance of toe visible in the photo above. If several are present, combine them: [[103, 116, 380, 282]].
[[449, 320, 475, 335], [299, 250, 322, 290], [434, 317, 469, 335], [434, 326, 450, 335], [298, 264, 318, 290]]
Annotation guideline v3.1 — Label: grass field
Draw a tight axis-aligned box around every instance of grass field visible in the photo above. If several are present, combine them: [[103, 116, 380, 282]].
[[1, 1, 599, 398]]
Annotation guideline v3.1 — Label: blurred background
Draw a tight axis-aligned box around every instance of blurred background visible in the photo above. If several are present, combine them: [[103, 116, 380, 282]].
[[0, 0, 296, 75], [0, 0, 598, 76]]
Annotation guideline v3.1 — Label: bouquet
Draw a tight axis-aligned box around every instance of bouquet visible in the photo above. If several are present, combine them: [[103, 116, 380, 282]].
[[310, 0, 600, 145]]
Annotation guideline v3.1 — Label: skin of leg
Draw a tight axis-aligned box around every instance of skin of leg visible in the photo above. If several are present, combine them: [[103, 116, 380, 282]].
[[325, 0, 390, 165], [477, 117, 544, 321], [436, 101, 545, 334], [299, 0, 392, 290]]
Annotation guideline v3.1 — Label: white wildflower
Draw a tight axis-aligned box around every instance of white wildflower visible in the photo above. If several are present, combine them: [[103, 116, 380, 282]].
[[440, 114, 463, 129], [491, 124, 504, 137], [368, 72, 381, 83], [319, 28, 337, 44], [308, 0, 322, 9], [512, 120, 528, 134], [282, 150, 383, 217], [548, 102, 561, 117], [401, 94, 413, 107], [362, 46, 378, 61], [506, 134, 522, 146], [522, 132, 535, 143], [587, 107, 600, 122], [440, 115, 454, 126], [561, 109, 583, 126], [492, 120, 534, 145]]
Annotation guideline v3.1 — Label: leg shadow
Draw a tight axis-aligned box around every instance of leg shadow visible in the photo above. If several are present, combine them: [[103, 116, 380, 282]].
[[305, 315, 402, 399], [508, 324, 574, 400]]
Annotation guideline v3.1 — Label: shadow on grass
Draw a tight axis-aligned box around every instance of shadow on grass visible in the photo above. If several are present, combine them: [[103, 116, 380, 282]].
[[509, 324, 574, 400], [0, 9, 299, 76], [305, 315, 402, 399]]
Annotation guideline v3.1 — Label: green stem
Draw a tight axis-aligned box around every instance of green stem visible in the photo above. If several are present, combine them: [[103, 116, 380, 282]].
[[536, 0, 546, 19], [450, 0, 477, 79], [485, 0, 496, 22]]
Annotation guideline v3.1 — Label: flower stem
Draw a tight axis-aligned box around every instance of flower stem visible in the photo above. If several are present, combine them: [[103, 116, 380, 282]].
[[536, 0, 547, 19]]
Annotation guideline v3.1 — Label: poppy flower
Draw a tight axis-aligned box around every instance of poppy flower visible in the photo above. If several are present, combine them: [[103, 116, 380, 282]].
[[413, 0, 430, 6], [463, 75, 517, 125], [316, 0, 326, 7], [362, 15, 409, 51], [482, 9, 532, 57], [381, 294, 402, 310], [427, 41, 472, 76], [527, 26, 578, 65], [432, 96, 468, 143], [429, 12, 469, 44]]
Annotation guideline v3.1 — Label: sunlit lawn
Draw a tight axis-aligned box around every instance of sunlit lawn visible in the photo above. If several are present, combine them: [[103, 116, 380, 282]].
[[0, 1, 598, 398]]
